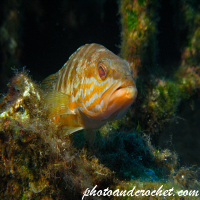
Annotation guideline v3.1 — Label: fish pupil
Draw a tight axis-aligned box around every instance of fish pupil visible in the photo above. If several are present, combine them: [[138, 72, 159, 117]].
[[98, 64, 106, 80]]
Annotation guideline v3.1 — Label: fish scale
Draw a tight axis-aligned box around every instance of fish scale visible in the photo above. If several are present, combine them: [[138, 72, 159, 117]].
[[41, 43, 137, 138]]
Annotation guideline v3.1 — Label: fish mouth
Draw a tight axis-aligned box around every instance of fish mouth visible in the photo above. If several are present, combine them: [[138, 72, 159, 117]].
[[95, 75, 137, 121], [100, 77, 137, 121], [109, 80, 137, 104]]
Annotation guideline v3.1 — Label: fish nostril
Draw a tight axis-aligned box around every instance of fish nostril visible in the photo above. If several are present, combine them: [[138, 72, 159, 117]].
[[124, 75, 132, 80]]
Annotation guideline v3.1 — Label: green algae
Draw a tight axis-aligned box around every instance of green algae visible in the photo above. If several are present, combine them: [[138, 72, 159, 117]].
[[138, 0, 146, 6], [119, 0, 200, 136], [120, 0, 159, 78], [126, 10, 138, 31]]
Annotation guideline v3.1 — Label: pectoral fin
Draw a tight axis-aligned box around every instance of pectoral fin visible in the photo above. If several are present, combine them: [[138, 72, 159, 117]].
[[63, 126, 84, 135], [44, 90, 74, 118]]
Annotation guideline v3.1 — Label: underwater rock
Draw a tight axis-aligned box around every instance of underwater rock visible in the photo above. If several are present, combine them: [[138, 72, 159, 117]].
[[0, 72, 199, 199]]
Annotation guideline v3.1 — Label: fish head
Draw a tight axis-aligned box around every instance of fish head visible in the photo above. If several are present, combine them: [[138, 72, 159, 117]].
[[97, 54, 137, 121], [80, 44, 137, 127]]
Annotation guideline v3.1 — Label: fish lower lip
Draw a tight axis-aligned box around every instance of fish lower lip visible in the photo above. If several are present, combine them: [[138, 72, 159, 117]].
[[110, 85, 136, 102], [116, 84, 134, 91]]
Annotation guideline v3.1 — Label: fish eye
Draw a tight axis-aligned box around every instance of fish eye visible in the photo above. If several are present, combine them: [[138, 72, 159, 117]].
[[98, 62, 107, 80]]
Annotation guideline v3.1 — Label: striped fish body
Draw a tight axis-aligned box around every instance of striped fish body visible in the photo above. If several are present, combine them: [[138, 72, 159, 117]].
[[42, 43, 137, 135]]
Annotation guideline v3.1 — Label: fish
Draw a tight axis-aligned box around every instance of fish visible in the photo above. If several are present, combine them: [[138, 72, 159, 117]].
[[41, 43, 137, 142]]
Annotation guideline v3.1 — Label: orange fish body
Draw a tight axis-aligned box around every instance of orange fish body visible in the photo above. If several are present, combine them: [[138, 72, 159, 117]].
[[42, 44, 137, 135]]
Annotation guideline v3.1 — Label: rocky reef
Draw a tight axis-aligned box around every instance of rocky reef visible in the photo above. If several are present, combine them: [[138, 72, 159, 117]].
[[0, 72, 199, 199]]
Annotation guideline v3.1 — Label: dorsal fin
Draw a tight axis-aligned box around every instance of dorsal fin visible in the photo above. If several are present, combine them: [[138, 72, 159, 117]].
[[41, 72, 59, 90]]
